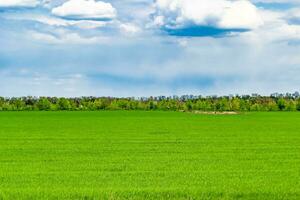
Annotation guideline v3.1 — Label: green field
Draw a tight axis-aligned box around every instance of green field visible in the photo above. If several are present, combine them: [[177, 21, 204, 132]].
[[0, 111, 299, 199]]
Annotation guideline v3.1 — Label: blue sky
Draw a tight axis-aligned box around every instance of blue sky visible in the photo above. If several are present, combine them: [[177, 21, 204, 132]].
[[0, 0, 300, 97]]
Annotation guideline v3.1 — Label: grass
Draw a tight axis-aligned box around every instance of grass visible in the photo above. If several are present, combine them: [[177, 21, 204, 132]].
[[0, 111, 299, 199]]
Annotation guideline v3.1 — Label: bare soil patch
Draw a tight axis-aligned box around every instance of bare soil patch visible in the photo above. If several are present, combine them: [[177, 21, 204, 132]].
[[190, 111, 239, 115]]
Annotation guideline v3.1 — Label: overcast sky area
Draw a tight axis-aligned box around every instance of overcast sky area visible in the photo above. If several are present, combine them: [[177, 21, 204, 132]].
[[0, 0, 300, 97]]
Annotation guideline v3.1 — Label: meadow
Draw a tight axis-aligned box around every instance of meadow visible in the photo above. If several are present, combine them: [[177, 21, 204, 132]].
[[0, 111, 299, 199]]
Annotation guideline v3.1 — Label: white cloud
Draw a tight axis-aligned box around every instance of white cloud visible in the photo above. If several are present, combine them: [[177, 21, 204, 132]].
[[51, 0, 117, 20], [3, 12, 110, 30], [239, 8, 300, 43], [151, 0, 300, 41], [31, 15, 109, 29], [0, 0, 38, 7], [286, 8, 300, 22], [154, 0, 263, 29], [120, 23, 141, 35], [28, 30, 109, 44]]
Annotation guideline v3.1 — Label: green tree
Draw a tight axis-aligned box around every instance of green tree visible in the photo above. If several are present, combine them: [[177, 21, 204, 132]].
[[277, 98, 286, 111], [11, 98, 26, 110], [185, 100, 193, 111], [37, 98, 51, 111], [231, 98, 241, 111], [58, 98, 71, 110], [117, 99, 130, 110], [93, 99, 105, 110], [0, 97, 4, 111], [296, 99, 300, 111], [267, 100, 278, 111], [285, 100, 296, 111], [250, 103, 261, 111], [108, 100, 120, 110], [148, 100, 157, 110]]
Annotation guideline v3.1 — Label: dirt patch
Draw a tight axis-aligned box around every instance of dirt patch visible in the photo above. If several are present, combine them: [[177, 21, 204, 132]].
[[190, 111, 239, 115]]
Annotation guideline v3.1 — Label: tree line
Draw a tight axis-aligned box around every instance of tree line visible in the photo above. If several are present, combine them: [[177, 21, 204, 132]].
[[0, 94, 300, 112]]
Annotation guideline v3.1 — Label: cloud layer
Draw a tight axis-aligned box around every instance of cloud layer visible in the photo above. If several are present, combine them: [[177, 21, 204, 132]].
[[0, 0, 299, 96]]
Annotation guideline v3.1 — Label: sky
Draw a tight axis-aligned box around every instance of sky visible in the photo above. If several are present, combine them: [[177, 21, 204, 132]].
[[0, 0, 300, 97]]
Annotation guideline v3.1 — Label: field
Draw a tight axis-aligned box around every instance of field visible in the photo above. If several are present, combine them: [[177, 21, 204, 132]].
[[0, 111, 299, 200]]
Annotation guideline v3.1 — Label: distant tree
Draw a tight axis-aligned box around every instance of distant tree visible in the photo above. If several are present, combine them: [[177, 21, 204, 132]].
[[108, 100, 120, 110], [285, 100, 296, 111], [37, 97, 51, 111], [250, 103, 261, 111], [231, 98, 241, 111], [277, 98, 286, 111], [117, 99, 130, 110], [69, 99, 79, 111], [0, 97, 4, 111], [267, 100, 278, 111], [93, 99, 104, 110], [148, 100, 156, 110], [128, 100, 139, 110], [50, 104, 58, 111], [1, 102, 12, 111], [239, 99, 250, 111], [0, 95, 299, 112], [219, 98, 230, 111], [10, 98, 25, 110], [168, 99, 178, 111], [185, 100, 193, 111], [297, 99, 300, 111], [57, 98, 71, 110]]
